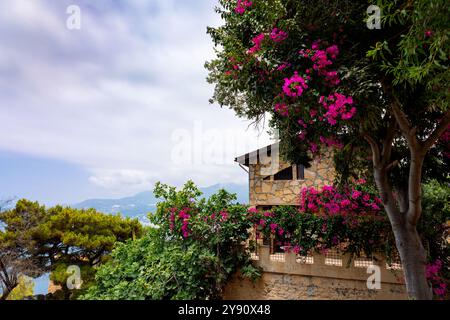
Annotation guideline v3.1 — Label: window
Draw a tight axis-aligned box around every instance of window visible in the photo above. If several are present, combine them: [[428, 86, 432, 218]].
[[297, 164, 305, 180], [274, 166, 293, 180]]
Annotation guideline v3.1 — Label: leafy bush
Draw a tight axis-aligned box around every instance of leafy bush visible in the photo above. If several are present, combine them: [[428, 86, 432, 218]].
[[81, 181, 259, 300], [420, 180, 450, 299]]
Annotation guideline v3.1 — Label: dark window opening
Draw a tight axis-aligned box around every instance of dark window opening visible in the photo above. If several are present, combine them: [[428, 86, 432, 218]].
[[297, 164, 305, 180], [274, 166, 293, 180]]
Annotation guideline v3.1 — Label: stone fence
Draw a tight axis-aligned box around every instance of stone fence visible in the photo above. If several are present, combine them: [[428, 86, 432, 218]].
[[223, 245, 407, 300]]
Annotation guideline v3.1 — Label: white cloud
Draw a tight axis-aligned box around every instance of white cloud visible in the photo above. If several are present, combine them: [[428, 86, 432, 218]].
[[88, 169, 155, 190], [0, 0, 273, 194]]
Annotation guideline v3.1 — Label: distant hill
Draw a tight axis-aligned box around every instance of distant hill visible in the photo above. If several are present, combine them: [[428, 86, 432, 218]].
[[73, 183, 248, 225]]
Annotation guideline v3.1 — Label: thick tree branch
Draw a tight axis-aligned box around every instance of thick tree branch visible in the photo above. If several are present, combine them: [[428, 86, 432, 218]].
[[362, 130, 404, 226], [390, 99, 421, 150], [381, 118, 398, 166], [407, 151, 425, 226], [374, 166, 404, 227], [423, 108, 450, 151], [362, 133, 381, 168]]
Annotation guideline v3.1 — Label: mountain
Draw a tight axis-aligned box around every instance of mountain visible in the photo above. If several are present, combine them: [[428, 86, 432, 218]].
[[73, 183, 248, 225]]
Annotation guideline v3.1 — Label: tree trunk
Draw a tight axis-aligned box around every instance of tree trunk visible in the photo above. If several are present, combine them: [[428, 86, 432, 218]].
[[0, 288, 11, 300], [373, 167, 432, 300], [392, 220, 432, 300]]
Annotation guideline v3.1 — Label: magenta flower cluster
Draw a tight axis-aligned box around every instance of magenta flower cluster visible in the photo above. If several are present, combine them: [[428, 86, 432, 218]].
[[274, 103, 289, 117], [248, 28, 288, 55], [426, 260, 448, 298], [247, 183, 388, 258], [270, 28, 288, 43], [169, 207, 192, 238], [248, 33, 265, 54], [282, 72, 308, 97], [319, 93, 356, 125], [319, 136, 344, 149], [300, 43, 340, 86], [235, 0, 252, 15], [299, 184, 383, 218]]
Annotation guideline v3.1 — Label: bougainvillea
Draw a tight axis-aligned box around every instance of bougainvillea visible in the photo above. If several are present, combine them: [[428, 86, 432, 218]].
[[282, 72, 309, 97], [248, 183, 393, 259], [426, 260, 448, 299], [248, 33, 265, 55], [206, 0, 449, 299], [270, 28, 288, 43], [234, 0, 252, 15]]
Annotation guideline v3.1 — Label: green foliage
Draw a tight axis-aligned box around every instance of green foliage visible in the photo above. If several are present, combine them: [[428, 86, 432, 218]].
[[6, 275, 34, 300], [81, 181, 257, 300], [0, 200, 142, 298], [420, 180, 450, 282], [372, 0, 449, 91]]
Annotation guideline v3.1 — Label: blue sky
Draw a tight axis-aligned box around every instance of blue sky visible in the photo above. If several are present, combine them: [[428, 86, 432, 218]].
[[0, 0, 272, 206]]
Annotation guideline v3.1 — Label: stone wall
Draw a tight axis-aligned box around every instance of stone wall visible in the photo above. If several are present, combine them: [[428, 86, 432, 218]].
[[223, 245, 407, 300], [249, 153, 335, 207]]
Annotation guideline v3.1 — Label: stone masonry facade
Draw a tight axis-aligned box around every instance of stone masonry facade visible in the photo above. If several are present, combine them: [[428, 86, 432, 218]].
[[249, 150, 335, 207], [224, 245, 407, 300]]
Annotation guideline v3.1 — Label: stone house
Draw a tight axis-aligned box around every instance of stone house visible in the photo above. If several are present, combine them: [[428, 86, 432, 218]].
[[224, 142, 407, 300], [235, 142, 335, 209]]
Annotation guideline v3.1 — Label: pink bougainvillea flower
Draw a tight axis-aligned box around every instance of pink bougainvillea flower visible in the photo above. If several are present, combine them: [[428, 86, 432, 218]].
[[356, 178, 367, 185], [283, 72, 308, 97], [269, 223, 278, 233], [326, 45, 339, 59], [325, 70, 340, 86], [297, 119, 308, 128], [309, 142, 318, 153], [340, 199, 351, 207], [319, 93, 356, 125], [312, 39, 321, 50], [424, 30, 433, 38], [274, 103, 289, 117], [220, 211, 229, 221], [235, 0, 252, 15], [248, 33, 265, 54], [319, 136, 344, 149], [311, 50, 333, 70], [276, 62, 291, 71], [270, 28, 288, 43], [298, 131, 306, 140], [351, 190, 362, 199]]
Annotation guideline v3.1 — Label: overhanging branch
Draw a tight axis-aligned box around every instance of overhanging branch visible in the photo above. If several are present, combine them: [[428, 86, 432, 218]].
[[423, 108, 450, 151]]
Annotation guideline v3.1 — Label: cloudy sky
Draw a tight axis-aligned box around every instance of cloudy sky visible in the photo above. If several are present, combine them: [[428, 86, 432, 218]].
[[0, 0, 273, 205]]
